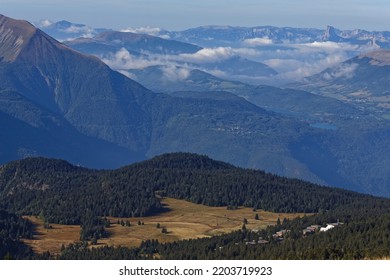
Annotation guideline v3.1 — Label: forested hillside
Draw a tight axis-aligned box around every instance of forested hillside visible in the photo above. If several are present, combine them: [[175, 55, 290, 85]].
[[1, 153, 390, 259], [0, 153, 371, 222]]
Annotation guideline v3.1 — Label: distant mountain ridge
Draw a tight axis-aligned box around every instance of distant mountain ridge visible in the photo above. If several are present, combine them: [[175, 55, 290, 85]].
[[39, 19, 390, 86], [35, 19, 109, 41], [166, 25, 390, 48], [66, 30, 202, 55], [64, 30, 278, 80], [39, 20, 390, 48]]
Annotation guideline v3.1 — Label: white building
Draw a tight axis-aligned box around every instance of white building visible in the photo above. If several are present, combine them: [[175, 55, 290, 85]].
[[320, 224, 335, 232]]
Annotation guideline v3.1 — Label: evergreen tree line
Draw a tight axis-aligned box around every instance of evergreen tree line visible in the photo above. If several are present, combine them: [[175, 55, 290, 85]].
[[0, 153, 376, 224], [35, 205, 390, 260], [1, 153, 390, 259], [0, 209, 34, 259]]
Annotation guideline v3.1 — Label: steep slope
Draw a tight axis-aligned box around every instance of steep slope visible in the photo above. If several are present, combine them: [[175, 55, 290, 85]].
[[0, 89, 143, 168], [0, 14, 155, 154], [0, 15, 37, 61]]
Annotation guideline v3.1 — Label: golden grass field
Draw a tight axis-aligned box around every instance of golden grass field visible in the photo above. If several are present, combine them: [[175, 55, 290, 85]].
[[24, 198, 306, 255]]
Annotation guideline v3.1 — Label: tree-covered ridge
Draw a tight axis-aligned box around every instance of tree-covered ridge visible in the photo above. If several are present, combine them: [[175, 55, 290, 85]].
[[0, 157, 161, 224], [0, 152, 377, 225], [124, 152, 235, 170]]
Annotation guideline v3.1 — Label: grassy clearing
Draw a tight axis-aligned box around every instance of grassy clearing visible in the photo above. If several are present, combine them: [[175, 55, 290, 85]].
[[24, 198, 307, 254], [22, 216, 80, 255]]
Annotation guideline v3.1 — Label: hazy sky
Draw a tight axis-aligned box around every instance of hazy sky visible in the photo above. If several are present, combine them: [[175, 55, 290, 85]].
[[1, 0, 389, 31]]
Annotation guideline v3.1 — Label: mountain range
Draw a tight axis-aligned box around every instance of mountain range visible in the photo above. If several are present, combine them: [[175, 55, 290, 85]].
[[0, 14, 309, 175], [38, 20, 390, 48], [64, 30, 277, 81], [0, 14, 389, 197]]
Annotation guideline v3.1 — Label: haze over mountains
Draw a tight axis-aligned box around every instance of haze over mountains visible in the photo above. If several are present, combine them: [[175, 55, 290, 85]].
[[38, 19, 388, 84], [291, 49, 390, 115], [0, 14, 389, 197]]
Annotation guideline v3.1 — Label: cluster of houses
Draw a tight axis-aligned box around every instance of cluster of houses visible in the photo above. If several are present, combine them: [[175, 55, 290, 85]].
[[245, 221, 343, 246], [303, 220, 343, 236], [272, 229, 291, 241], [278, 220, 343, 240]]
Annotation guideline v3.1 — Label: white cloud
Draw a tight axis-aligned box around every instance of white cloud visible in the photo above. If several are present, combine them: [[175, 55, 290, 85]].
[[36, 19, 52, 28], [120, 26, 168, 38], [244, 37, 273, 46], [63, 25, 93, 34], [251, 40, 376, 83], [323, 63, 359, 80], [159, 34, 171, 40], [176, 47, 263, 65], [298, 41, 360, 53], [179, 47, 235, 63], [161, 65, 190, 81], [100, 39, 366, 85], [262, 51, 355, 82], [102, 48, 162, 70]]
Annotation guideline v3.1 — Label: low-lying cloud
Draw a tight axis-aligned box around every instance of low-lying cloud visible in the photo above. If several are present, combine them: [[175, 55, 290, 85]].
[[161, 65, 190, 81], [322, 63, 359, 80], [62, 25, 96, 39], [244, 37, 273, 46], [102, 48, 163, 69], [37, 19, 52, 28], [121, 26, 170, 39], [179, 47, 236, 63], [100, 38, 374, 85]]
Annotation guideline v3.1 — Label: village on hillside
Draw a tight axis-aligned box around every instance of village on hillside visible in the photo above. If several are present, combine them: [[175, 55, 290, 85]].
[[244, 221, 343, 246]]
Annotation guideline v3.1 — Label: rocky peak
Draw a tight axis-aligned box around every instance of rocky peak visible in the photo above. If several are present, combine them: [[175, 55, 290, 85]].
[[322, 25, 342, 42], [0, 14, 37, 61]]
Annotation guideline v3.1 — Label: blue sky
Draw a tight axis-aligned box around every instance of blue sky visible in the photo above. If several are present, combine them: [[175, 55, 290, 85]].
[[1, 0, 389, 30]]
